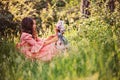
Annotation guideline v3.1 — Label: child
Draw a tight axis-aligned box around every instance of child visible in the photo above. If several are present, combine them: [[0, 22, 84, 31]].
[[17, 17, 59, 61], [55, 20, 68, 50]]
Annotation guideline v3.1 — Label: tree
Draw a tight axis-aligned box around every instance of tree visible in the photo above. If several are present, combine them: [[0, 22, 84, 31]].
[[81, 0, 90, 18], [0, 0, 35, 41], [107, 0, 115, 12], [0, 1, 18, 41]]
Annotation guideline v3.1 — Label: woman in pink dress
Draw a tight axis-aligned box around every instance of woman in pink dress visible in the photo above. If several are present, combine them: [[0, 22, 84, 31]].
[[17, 17, 59, 61]]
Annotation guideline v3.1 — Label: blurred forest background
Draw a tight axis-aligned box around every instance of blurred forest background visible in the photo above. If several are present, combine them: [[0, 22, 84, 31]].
[[0, 0, 120, 80]]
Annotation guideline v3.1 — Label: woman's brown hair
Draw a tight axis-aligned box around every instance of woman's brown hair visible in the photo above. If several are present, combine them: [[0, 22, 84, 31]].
[[21, 17, 37, 39]]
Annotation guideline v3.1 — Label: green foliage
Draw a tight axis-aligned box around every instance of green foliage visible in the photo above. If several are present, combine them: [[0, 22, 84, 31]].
[[0, 0, 36, 40], [56, 0, 66, 7], [0, 17, 120, 80], [0, 0, 120, 80]]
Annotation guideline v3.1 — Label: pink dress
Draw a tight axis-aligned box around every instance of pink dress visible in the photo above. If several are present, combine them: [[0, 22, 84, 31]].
[[17, 32, 58, 61]]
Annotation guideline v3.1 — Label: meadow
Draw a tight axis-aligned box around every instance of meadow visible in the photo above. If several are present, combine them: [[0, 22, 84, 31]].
[[0, 17, 119, 80], [0, 0, 120, 80]]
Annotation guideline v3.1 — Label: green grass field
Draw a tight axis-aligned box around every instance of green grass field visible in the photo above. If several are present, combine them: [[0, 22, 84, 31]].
[[0, 17, 119, 80]]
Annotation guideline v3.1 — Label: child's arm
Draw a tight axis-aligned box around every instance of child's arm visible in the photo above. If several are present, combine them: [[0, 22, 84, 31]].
[[43, 35, 58, 46], [45, 28, 58, 41]]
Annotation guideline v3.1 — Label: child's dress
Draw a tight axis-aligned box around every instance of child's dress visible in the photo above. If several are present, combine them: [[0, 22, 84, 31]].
[[17, 32, 58, 61]]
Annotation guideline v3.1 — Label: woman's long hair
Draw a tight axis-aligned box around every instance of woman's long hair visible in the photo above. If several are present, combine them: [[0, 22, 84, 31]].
[[21, 17, 37, 39]]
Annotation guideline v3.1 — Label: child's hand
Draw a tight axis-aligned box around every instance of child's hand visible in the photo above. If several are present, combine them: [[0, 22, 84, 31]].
[[16, 43, 20, 48], [54, 27, 59, 35], [16, 43, 21, 51]]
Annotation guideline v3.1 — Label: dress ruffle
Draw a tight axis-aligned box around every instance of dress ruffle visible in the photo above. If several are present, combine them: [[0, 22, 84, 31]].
[[17, 32, 58, 61]]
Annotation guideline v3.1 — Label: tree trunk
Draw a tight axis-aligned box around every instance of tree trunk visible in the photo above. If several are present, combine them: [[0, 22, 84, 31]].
[[81, 0, 90, 18], [107, 0, 115, 12]]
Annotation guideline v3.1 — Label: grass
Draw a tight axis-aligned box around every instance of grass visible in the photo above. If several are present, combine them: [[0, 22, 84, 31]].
[[0, 18, 119, 80]]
